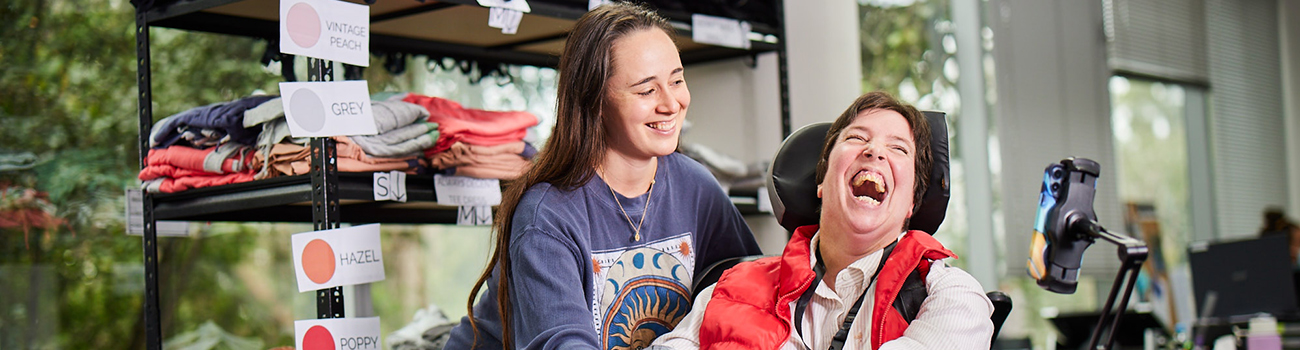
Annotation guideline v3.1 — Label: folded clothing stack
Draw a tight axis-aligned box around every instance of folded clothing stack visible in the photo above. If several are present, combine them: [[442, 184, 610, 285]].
[[141, 95, 276, 193], [400, 93, 539, 180], [243, 97, 433, 178]]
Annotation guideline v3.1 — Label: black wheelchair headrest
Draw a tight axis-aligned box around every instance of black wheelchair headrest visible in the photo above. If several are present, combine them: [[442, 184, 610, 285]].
[[766, 111, 950, 234]]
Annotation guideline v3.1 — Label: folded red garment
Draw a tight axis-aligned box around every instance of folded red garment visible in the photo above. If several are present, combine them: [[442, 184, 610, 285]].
[[144, 172, 256, 193], [145, 143, 257, 174], [401, 93, 537, 156]]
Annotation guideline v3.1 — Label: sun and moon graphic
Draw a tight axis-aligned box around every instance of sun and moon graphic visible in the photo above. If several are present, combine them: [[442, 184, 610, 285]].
[[591, 235, 695, 350]]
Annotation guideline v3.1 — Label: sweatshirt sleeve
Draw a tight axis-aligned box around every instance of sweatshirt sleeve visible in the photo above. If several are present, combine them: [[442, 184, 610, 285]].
[[508, 225, 602, 350]]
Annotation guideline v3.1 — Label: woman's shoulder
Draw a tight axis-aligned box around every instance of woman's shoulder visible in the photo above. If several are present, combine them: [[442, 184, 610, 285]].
[[663, 152, 719, 183], [518, 181, 586, 210], [514, 179, 594, 224]]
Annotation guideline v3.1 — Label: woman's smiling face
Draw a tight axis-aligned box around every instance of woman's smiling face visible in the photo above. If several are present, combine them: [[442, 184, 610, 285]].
[[600, 28, 689, 161]]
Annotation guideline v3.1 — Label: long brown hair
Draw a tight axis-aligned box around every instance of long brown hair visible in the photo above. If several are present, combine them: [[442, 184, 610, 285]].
[[464, 2, 674, 348]]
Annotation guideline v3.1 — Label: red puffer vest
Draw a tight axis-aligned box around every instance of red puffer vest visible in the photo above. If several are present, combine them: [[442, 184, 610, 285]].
[[698, 225, 955, 350]]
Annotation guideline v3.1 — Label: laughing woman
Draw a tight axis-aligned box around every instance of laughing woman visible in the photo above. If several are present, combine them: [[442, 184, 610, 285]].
[[441, 2, 761, 349]]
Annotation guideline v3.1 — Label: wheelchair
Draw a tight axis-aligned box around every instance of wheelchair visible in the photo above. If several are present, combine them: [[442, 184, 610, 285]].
[[692, 111, 1012, 345]]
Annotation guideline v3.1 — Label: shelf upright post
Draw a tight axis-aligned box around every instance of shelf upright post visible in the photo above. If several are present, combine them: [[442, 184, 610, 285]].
[[775, 0, 791, 138], [135, 7, 163, 350], [307, 58, 345, 319]]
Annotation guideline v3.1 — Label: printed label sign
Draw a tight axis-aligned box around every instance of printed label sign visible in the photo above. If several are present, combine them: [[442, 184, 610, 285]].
[[457, 206, 493, 226], [691, 14, 751, 49], [434, 174, 502, 206], [291, 224, 386, 292], [280, 0, 370, 66], [487, 7, 523, 34], [124, 188, 191, 237], [279, 81, 378, 138], [756, 187, 772, 213], [477, 0, 530, 13], [373, 171, 407, 202], [588, 0, 613, 11], [294, 317, 382, 350]]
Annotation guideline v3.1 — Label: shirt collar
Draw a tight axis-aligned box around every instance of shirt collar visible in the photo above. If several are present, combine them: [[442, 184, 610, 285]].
[[807, 230, 910, 299]]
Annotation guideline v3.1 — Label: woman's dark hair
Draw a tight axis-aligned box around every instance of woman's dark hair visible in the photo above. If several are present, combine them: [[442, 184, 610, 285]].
[[814, 91, 933, 213], [464, 2, 674, 348]]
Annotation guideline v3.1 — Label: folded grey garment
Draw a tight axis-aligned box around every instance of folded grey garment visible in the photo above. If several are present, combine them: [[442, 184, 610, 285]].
[[141, 178, 164, 194], [387, 303, 452, 350], [256, 119, 311, 148], [420, 323, 456, 350], [350, 122, 434, 147], [370, 91, 409, 102], [242, 97, 283, 128], [202, 142, 253, 173], [728, 176, 768, 192], [148, 114, 181, 147], [680, 142, 767, 180], [349, 133, 434, 158], [371, 100, 430, 134], [179, 128, 231, 148]]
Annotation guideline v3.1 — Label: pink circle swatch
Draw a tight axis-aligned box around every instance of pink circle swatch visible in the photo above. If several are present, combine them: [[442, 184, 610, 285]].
[[286, 3, 321, 48]]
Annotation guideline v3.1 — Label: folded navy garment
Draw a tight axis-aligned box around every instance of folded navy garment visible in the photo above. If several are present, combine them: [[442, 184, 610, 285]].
[[150, 95, 278, 149]]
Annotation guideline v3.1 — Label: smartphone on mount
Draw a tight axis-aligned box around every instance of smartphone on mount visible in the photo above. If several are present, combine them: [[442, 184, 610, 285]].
[[1027, 158, 1100, 294]]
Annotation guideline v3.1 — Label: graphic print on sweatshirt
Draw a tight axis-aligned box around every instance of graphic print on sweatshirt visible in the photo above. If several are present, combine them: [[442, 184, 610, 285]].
[[590, 232, 696, 350]]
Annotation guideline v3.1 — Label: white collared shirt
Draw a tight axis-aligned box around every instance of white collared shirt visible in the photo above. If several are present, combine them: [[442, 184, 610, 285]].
[[652, 230, 995, 350]]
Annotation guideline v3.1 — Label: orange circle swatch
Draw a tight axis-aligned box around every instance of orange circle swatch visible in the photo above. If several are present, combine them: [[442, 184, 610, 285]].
[[302, 239, 336, 284]]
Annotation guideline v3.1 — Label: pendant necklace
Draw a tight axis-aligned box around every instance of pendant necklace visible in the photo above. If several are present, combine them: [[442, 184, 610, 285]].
[[605, 170, 655, 242]]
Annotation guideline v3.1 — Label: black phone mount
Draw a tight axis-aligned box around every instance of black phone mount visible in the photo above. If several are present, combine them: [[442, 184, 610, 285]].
[[1031, 158, 1149, 350]]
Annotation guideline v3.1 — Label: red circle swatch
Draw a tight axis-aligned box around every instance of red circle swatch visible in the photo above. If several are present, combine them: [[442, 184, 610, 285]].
[[302, 325, 334, 350]]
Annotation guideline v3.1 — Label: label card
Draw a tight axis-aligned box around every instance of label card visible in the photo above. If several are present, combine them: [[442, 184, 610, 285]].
[[588, 0, 612, 11], [487, 7, 523, 34], [295, 317, 382, 350], [488, 7, 506, 28], [500, 8, 522, 34], [291, 224, 385, 292], [434, 175, 502, 206], [280, 0, 370, 67], [124, 188, 191, 237], [756, 187, 772, 213], [457, 206, 493, 226], [279, 81, 378, 138], [477, 0, 530, 13], [373, 171, 407, 202], [691, 14, 751, 49]]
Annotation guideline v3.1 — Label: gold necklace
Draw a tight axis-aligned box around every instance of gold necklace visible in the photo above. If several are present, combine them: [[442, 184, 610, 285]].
[[608, 178, 655, 242]]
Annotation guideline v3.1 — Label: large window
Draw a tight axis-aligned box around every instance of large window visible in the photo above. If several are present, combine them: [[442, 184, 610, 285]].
[[858, 0, 972, 261], [1108, 75, 1198, 330]]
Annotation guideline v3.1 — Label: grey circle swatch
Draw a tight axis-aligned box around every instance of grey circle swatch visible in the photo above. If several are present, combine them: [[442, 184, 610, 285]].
[[289, 89, 326, 133]]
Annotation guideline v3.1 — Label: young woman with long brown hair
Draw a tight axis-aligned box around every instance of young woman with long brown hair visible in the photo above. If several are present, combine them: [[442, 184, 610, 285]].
[[441, 3, 761, 349]]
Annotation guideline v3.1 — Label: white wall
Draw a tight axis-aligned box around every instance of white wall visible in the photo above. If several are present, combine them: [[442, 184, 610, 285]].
[[784, 0, 864, 129], [683, 54, 782, 165]]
